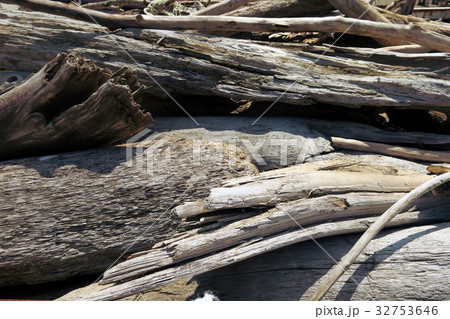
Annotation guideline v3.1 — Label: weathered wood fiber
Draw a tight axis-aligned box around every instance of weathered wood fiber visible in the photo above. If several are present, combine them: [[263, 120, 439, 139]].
[[1, 9, 449, 109], [194, 222, 450, 301], [149, 117, 450, 170], [101, 192, 449, 285], [79, 213, 450, 300], [0, 138, 257, 287], [0, 53, 152, 160]]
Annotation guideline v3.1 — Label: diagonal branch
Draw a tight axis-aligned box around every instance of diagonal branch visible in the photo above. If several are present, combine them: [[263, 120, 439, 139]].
[[310, 171, 450, 300]]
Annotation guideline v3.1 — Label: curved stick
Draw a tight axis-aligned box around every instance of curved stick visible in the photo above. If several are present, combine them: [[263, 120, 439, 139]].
[[310, 171, 450, 301]]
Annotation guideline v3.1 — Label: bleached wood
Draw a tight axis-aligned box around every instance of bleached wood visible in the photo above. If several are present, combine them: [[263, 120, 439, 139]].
[[79, 210, 449, 300], [2, 8, 449, 110], [174, 169, 432, 218], [101, 191, 447, 285], [194, 222, 450, 301], [0, 139, 257, 287], [3, 0, 450, 52], [310, 171, 450, 300], [332, 137, 450, 162]]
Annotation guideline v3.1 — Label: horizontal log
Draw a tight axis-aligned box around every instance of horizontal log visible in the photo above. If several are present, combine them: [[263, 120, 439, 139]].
[[2, 8, 449, 109], [79, 212, 450, 300], [174, 169, 432, 217], [331, 137, 450, 162], [149, 117, 450, 170], [3, 0, 450, 52], [193, 222, 450, 300], [101, 192, 449, 285], [0, 53, 152, 160], [0, 138, 257, 287]]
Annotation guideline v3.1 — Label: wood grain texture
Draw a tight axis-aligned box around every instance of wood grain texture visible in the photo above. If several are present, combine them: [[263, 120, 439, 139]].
[[0, 138, 257, 287], [79, 213, 450, 300], [194, 222, 450, 301], [1, 8, 449, 109], [0, 53, 152, 160]]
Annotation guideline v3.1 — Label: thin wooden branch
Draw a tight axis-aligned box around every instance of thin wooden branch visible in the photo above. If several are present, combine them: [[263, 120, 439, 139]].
[[3, 0, 450, 52], [327, 0, 401, 47], [309, 171, 450, 301], [79, 207, 449, 300], [331, 137, 450, 162], [192, 0, 253, 16]]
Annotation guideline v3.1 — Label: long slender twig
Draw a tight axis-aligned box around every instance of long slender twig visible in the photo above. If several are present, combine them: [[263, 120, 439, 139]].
[[309, 171, 450, 301]]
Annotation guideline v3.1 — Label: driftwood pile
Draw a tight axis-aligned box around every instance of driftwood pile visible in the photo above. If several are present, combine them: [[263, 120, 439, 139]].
[[0, 0, 449, 301]]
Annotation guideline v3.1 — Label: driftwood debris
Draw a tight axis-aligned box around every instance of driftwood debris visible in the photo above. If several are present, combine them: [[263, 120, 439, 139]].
[[72, 160, 449, 300], [311, 171, 450, 300], [0, 138, 257, 287], [0, 53, 152, 160], [4, 0, 450, 52], [149, 117, 450, 169], [192, 222, 450, 301], [80, 209, 450, 300], [1, 8, 449, 110], [331, 137, 450, 162], [1, 0, 449, 301]]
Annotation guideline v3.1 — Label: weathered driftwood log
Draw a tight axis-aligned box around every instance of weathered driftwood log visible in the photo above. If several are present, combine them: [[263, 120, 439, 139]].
[[80, 212, 450, 300], [1, 9, 449, 110], [0, 138, 257, 287], [150, 117, 333, 170], [149, 117, 450, 170], [101, 192, 449, 285], [4, 1, 450, 52], [331, 137, 450, 162], [193, 222, 450, 301], [0, 53, 152, 160], [311, 171, 450, 300], [174, 164, 433, 217], [90, 161, 448, 295]]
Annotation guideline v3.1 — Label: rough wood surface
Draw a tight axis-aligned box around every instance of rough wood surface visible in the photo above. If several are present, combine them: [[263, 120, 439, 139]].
[[1, 8, 449, 110], [331, 137, 450, 162], [174, 165, 433, 217], [0, 139, 257, 287], [0, 53, 152, 160], [193, 222, 450, 301], [311, 171, 450, 300], [79, 213, 450, 300], [101, 192, 449, 285], [4, 1, 450, 52], [149, 117, 450, 170]]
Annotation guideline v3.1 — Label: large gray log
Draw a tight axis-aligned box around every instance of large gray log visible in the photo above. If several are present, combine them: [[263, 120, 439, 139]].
[[194, 222, 450, 301], [149, 117, 450, 170], [1, 8, 449, 110], [0, 138, 257, 287]]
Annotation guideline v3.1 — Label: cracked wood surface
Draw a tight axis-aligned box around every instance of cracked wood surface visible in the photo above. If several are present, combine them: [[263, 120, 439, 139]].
[[1, 8, 449, 109], [0, 139, 257, 287]]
